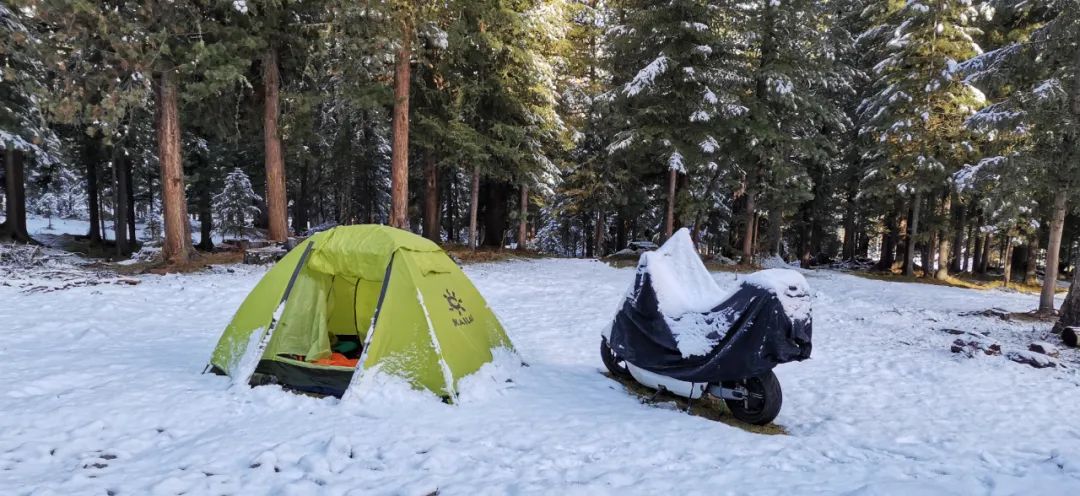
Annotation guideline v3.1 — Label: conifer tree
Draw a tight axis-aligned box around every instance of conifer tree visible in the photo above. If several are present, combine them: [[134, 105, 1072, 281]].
[[958, 0, 1080, 313], [725, 0, 850, 262], [215, 167, 262, 241], [858, 0, 991, 277], [607, 0, 745, 241], [1, 2, 57, 242]]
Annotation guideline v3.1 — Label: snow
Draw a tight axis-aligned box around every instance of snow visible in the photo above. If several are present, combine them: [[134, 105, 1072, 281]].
[[760, 254, 795, 269], [26, 216, 146, 243], [231, 319, 270, 385], [667, 150, 685, 173], [743, 268, 812, 322], [623, 55, 668, 97], [415, 288, 458, 399], [635, 228, 722, 318], [23, 214, 230, 250], [1, 257, 1078, 494]]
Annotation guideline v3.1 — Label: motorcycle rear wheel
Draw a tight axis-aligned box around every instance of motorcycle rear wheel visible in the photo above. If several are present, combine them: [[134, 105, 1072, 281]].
[[722, 370, 782, 425], [600, 337, 632, 378]]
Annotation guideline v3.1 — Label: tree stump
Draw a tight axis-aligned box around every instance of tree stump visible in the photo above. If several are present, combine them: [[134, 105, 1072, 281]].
[[1062, 327, 1080, 348]]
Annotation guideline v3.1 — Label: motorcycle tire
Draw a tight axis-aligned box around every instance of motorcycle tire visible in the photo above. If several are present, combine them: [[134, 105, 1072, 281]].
[[600, 337, 632, 378], [723, 370, 782, 426]]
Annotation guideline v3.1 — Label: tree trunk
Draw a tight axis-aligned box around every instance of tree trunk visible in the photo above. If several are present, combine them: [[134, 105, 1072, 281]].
[[799, 207, 813, 268], [922, 194, 937, 278], [114, 152, 129, 255], [951, 198, 965, 273], [1041, 191, 1069, 314], [518, 184, 528, 250], [295, 158, 309, 235], [616, 212, 627, 251], [664, 168, 677, 239], [469, 165, 480, 250], [904, 192, 922, 276], [583, 212, 594, 258], [388, 24, 412, 230], [1025, 234, 1039, 284], [593, 210, 605, 257], [877, 201, 900, 271], [979, 233, 992, 274], [768, 206, 782, 256], [2, 148, 31, 242], [842, 197, 856, 260], [125, 159, 136, 243], [963, 222, 975, 272], [935, 191, 952, 280], [263, 47, 289, 242], [481, 180, 508, 248], [742, 175, 758, 263], [445, 165, 457, 243], [898, 210, 910, 271], [973, 228, 985, 274], [84, 136, 102, 244], [423, 153, 440, 242], [197, 188, 213, 251], [1053, 251, 1080, 334], [156, 72, 193, 264], [99, 190, 107, 240], [1003, 237, 1014, 288], [858, 227, 870, 259], [753, 212, 762, 257]]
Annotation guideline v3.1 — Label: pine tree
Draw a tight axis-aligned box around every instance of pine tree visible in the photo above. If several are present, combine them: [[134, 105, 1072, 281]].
[[215, 168, 262, 241], [723, 0, 850, 263], [35, 0, 256, 263], [607, 0, 746, 241], [958, 0, 1080, 313], [1, 2, 58, 242], [858, 0, 991, 277]]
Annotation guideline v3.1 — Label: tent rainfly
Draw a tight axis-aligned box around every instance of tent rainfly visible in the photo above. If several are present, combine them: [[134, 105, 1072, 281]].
[[207, 225, 516, 400]]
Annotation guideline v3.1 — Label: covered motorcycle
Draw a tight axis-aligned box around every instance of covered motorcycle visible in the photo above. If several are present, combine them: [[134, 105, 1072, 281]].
[[601, 229, 812, 424]]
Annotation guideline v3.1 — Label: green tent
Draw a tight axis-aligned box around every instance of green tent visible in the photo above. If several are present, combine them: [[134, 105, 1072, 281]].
[[207, 225, 515, 400]]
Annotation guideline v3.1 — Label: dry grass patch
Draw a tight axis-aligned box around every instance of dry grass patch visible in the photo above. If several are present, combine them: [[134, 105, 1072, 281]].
[[603, 255, 756, 273], [852, 269, 1069, 295], [118, 250, 245, 275], [443, 245, 547, 264], [604, 372, 788, 435]]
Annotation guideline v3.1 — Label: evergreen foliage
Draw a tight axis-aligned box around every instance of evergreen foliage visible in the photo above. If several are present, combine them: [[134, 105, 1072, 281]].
[[214, 167, 262, 240], [0, 0, 1075, 317]]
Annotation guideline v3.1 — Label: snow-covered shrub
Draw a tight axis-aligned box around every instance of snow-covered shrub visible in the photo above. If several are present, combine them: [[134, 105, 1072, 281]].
[[214, 168, 261, 240]]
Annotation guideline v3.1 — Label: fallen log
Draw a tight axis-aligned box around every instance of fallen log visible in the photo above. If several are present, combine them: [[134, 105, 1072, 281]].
[[1006, 350, 1057, 369]]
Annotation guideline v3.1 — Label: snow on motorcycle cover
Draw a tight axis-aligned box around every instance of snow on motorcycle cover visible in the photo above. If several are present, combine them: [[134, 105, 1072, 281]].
[[606, 229, 812, 383]]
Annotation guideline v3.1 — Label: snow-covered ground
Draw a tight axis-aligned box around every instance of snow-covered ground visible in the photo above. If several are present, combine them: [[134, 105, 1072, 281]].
[[25, 215, 229, 248], [26, 216, 148, 243], [1, 259, 1077, 495]]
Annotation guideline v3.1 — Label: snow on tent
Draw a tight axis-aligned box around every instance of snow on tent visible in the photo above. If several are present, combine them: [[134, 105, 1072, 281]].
[[605, 229, 812, 383], [207, 225, 515, 400]]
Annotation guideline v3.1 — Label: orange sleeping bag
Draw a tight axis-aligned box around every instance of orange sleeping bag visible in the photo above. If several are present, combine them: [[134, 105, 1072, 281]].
[[312, 352, 359, 368]]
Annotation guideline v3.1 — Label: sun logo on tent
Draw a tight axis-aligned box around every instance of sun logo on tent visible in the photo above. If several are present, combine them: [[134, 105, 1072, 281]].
[[444, 289, 474, 327], [444, 289, 467, 315]]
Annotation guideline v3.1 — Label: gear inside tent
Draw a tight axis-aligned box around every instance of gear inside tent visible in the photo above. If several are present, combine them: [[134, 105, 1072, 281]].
[[207, 225, 516, 400], [606, 229, 812, 383]]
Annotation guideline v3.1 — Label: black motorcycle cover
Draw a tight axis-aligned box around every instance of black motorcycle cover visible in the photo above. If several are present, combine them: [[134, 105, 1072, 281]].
[[606, 230, 812, 383]]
